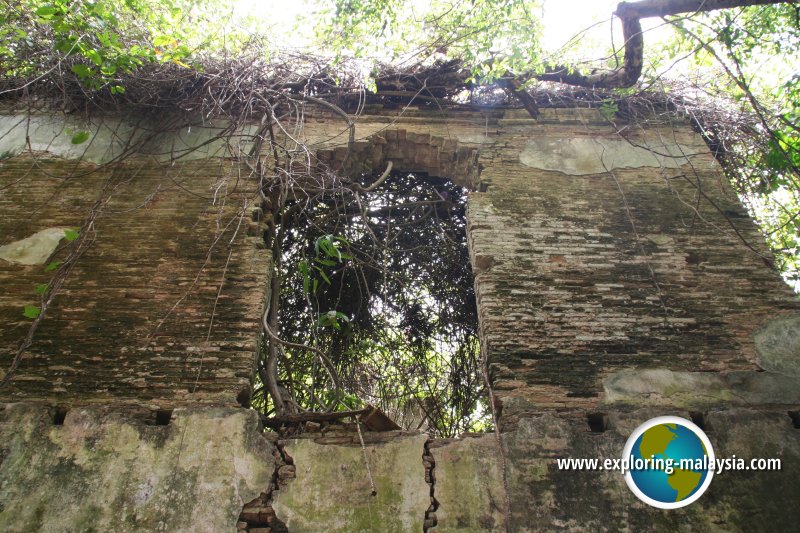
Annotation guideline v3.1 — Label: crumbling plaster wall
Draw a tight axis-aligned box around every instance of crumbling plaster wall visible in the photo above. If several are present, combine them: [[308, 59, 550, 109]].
[[0, 404, 275, 533], [271, 431, 430, 532], [0, 107, 503, 532], [0, 105, 799, 531]]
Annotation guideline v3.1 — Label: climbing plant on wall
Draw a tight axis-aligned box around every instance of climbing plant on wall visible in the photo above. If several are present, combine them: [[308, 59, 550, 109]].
[[2, 0, 799, 427]]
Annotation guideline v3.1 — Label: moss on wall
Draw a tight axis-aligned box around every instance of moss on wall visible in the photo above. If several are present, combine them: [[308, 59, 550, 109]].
[[0, 405, 274, 533]]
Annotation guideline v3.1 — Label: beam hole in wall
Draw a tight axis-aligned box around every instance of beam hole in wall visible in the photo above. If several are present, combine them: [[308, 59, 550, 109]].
[[587, 412, 609, 433], [237, 387, 252, 409], [689, 411, 707, 431], [252, 169, 490, 437], [154, 409, 173, 426], [789, 411, 800, 429], [51, 405, 69, 425]]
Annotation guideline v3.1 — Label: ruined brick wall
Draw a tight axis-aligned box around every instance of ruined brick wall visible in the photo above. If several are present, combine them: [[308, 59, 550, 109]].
[[0, 105, 799, 532], [469, 109, 800, 417], [464, 108, 800, 530], [0, 156, 269, 408]]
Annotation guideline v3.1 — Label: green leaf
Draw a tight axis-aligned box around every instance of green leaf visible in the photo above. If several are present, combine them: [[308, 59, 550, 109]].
[[299, 260, 311, 293], [314, 235, 325, 255], [316, 310, 350, 330], [599, 100, 619, 121], [34, 283, 48, 295], [86, 49, 103, 66], [35, 6, 57, 19], [44, 261, 61, 272], [23, 305, 41, 319], [314, 266, 332, 285], [64, 229, 79, 241], [97, 32, 112, 48], [55, 37, 78, 54], [70, 131, 90, 145], [71, 64, 92, 79], [153, 35, 173, 47]]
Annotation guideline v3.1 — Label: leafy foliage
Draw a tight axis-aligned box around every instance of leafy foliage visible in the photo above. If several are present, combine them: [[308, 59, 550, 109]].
[[650, 4, 800, 286], [314, 0, 543, 80], [22, 305, 40, 319], [69, 131, 91, 145], [258, 171, 489, 437], [0, 0, 224, 92]]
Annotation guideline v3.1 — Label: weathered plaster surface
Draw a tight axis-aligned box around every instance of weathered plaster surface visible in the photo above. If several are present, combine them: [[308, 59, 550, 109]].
[[754, 313, 800, 377], [0, 228, 70, 265], [0, 114, 243, 164], [272, 434, 429, 532], [430, 435, 505, 532], [519, 136, 715, 174], [603, 368, 800, 407], [0, 110, 495, 166], [503, 409, 800, 532], [0, 404, 274, 533]]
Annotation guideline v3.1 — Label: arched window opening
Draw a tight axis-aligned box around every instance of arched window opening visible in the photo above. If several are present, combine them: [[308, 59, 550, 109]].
[[253, 169, 490, 438]]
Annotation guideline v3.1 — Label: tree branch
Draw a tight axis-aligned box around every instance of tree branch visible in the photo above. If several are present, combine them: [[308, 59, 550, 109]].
[[615, 0, 789, 19], [533, 0, 796, 90]]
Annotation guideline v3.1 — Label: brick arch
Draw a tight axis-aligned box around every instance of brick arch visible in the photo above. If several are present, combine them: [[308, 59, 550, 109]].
[[315, 129, 482, 189]]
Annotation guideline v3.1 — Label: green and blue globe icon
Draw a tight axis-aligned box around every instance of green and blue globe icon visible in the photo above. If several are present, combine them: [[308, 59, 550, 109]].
[[623, 416, 715, 509]]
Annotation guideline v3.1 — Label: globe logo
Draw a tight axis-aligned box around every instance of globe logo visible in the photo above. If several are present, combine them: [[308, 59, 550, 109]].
[[622, 416, 715, 509]]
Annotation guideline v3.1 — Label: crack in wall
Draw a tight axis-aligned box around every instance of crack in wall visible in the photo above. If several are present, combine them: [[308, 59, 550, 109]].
[[257, 425, 431, 531], [237, 434, 293, 532], [422, 439, 439, 531]]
